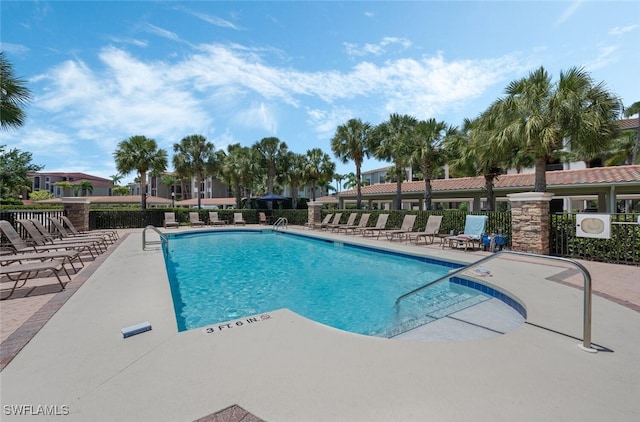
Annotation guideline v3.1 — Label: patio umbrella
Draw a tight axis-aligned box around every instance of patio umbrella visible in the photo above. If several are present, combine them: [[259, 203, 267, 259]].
[[258, 193, 287, 211], [258, 194, 286, 201]]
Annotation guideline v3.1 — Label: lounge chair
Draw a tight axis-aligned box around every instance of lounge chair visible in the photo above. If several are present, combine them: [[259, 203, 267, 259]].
[[0, 250, 83, 273], [360, 214, 389, 239], [384, 214, 417, 241], [234, 213, 246, 226], [189, 212, 205, 227], [331, 213, 357, 232], [406, 215, 444, 245], [164, 212, 180, 229], [323, 213, 343, 231], [309, 213, 333, 230], [60, 215, 118, 242], [258, 212, 268, 225], [208, 212, 226, 226], [48, 217, 111, 247], [1, 258, 71, 300], [442, 215, 488, 251], [17, 219, 105, 257], [339, 213, 370, 235], [0, 220, 97, 259]]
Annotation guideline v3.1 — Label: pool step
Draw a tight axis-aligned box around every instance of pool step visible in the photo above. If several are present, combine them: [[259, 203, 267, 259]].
[[384, 291, 492, 338]]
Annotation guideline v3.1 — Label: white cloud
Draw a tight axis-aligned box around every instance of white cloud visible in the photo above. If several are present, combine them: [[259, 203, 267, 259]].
[[143, 23, 182, 42], [107, 36, 149, 48], [20, 41, 521, 178], [344, 37, 412, 57], [188, 10, 242, 30], [584, 43, 620, 71], [555, 0, 583, 26], [609, 24, 639, 36], [233, 102, 278, 134], [0, 42, 30, 55]]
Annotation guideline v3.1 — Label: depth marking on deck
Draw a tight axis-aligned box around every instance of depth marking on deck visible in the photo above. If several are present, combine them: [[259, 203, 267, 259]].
[[202, 313, 272, 335]]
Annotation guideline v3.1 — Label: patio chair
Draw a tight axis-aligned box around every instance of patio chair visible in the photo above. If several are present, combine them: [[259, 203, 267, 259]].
[[48, 217, 111, 248], [384, 214, 417, 241], [258, 212, 268, 225], [442, 215, 488, 251], [309, 213, 333, 230], [331, 213, 357, 232], [189, 212, 205, 227], [339, 213, 370, 235], [360, 214, 389, 239], [19, 219, 106, 255], [0, 220, 97, 259], [164, 212, 180, 229], [322, 213, 343, 231], [208, 212, 226, 226], [1, 258, 71, 300], [0, 250, 84, 273], [234, 213, 246, 226], [60, 215, 118, 242], [406, 215, 444, 245]]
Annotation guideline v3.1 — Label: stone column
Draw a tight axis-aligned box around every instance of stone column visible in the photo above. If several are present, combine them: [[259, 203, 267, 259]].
[[307, 201, 323, 227], [62, 197, 91, 231], [507, 192, 554, 255]]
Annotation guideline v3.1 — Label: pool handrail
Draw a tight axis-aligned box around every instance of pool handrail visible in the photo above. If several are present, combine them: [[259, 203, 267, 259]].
[[394, 250, 596, 353], [273, 217, 288, 230], [142, 225, 169, 251]]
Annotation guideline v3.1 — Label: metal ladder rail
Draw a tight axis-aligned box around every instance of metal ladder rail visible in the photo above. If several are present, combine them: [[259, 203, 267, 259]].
[[395, 250, 596, 353], [142, 225, 169, 251], [273, 217, 288, 230]]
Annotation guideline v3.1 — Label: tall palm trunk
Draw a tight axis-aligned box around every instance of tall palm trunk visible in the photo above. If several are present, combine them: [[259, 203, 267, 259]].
[[484, 174, 495, 211], [394, 164, 403, 210], [140, 170, 147, 209], [534, 156, 547, 192], [356, 164, 362, 209]]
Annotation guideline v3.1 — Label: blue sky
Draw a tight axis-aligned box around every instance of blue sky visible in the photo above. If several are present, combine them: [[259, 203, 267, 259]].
[[2, 1, 639, 185]]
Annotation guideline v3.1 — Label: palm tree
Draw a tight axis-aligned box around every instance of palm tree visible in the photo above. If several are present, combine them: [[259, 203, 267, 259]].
[[303, 148, 335, 201], [253, 137, 288, 209], [406, 118, 452, 210], [173, 134, 217, 209], [488, 66, 622, 191], [283, 151, 308, 209], [447, 117, 507, 211], [0, 52, 31, 131], [80, 180, 93, 197], [342, 172, 369, 190], [113, 135, 168, 209], [623, 101, 640, 164], [372, 113, 417, 210], [331, 118, 373, 209], [220, 144, 261, 208]]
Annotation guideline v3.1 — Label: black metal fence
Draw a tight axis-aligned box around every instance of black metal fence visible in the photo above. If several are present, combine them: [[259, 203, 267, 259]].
[[0, 209, 66, 239], [550, 213, 640, 265]]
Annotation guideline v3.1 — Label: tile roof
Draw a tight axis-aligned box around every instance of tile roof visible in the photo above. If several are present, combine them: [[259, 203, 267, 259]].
[[177, 197, 237, 207], [338, 165, 640, 197], [618, 117, 639, 131], [36, 195, 172, 205]]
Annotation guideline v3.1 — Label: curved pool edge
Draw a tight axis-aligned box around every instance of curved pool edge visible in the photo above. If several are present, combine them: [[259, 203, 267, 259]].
[[164, 227, 527, 339]]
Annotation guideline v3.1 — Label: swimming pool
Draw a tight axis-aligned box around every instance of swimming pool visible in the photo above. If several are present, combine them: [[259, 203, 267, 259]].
[[164, 230, 496, 337]]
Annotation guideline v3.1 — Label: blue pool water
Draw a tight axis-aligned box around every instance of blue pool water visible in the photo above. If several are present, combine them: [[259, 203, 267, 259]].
[[164, 230, 491, 336]]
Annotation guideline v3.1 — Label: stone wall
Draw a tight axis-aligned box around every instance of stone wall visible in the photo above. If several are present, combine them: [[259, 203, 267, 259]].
[[508, 192, 554, 255], [307, 202, 322, 227], [62, 198, 90, 232]]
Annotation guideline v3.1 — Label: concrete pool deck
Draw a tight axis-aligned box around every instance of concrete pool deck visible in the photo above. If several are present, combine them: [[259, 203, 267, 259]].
[[1, 226, 639, 421]]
